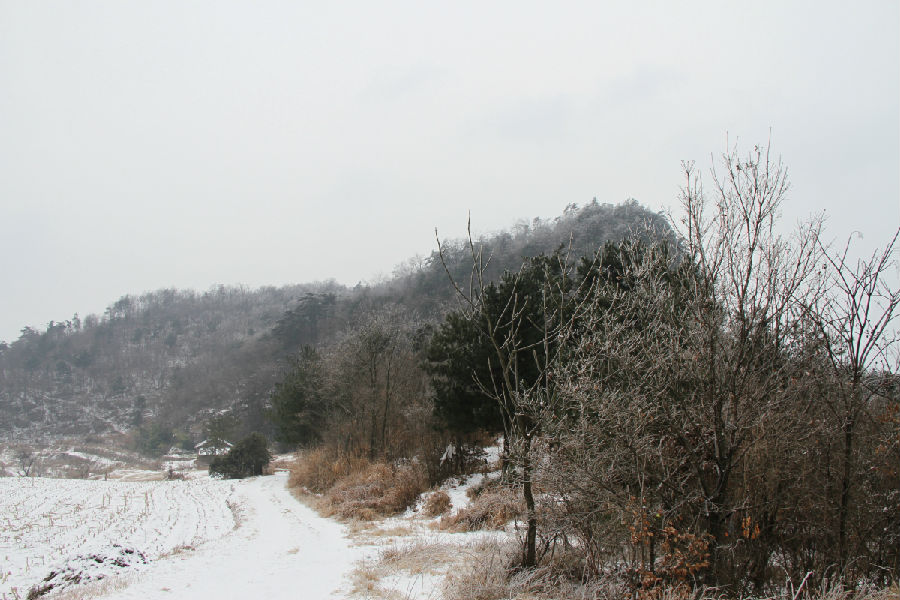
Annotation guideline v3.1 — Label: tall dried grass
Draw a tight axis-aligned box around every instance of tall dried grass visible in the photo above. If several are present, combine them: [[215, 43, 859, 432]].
[[288, 449, 428, 520], [422, 490, 452, 517], [797, 582, 899, 600], [439, 482, 522, 532], [288, 447, 367, 494], [324, 461, 428, 520]]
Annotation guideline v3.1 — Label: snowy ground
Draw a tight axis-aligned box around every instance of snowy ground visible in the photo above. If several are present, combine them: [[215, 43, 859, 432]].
[[1, 471, 367, 600], [100, 472, 366, 600], [0, 474, 237, 598], [342, 446, 516, 600], [2, 445, 511, 600]]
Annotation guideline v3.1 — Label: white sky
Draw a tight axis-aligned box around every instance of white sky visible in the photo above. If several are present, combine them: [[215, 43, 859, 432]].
[[1, 1, 898, 343]]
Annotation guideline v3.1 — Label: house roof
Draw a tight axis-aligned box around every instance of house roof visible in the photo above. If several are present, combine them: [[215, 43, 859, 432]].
[[194, 439, 233, 450]]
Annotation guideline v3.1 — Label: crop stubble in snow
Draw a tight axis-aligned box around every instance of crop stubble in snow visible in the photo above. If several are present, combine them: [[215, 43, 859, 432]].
[[0, 476, 237, 597], [3, 472, 365, 600]]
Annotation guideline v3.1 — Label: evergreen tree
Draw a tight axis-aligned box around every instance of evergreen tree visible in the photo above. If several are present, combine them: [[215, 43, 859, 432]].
[[209, 432, 271, 478], [267, 347, 326, 446]]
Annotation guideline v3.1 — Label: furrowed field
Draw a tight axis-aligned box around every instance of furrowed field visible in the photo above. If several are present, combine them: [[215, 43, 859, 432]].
[[0, 476, 237, 598]]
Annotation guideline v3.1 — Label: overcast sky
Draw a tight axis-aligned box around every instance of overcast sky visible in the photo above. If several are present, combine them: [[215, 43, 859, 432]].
[[1, 1, 898, 343]]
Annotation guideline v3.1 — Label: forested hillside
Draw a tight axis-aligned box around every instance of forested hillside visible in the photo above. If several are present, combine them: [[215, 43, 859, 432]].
[[0, 199, 664, 451], [0, 285, 329, 446]]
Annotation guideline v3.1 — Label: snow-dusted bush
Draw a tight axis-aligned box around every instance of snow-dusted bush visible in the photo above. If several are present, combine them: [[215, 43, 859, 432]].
[[288, 447, 368, 493], [423, 490, 452, 517], [325, 461, 428, 520], [439, 481, 521, 532]]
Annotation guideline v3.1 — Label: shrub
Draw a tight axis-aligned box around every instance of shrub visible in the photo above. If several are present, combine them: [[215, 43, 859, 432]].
[[423, 490, 452, 517], [288, 449, 431, 519], [209, 432, 271, 479], [440, 482, 522, 531], [323, 460, 429, 520], [288, 447, 368, 493]]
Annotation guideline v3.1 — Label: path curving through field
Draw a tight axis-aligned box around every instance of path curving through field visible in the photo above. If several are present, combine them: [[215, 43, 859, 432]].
[[102, 472, 362, 600]]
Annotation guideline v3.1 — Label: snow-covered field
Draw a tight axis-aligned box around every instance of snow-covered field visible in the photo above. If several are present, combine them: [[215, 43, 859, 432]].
[[1, 475, 238, 598], [0, 442, 190, 480], [1, 471, 368, 600], [102, 473, 365, 600], [2, 445, 511, 600]]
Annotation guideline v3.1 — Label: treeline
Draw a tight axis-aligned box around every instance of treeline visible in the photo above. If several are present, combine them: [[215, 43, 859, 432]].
[[427, 147, 899, 594], [275, 145, 898, 595], [269, 306, 443, 472], [265, 203, 672, 476], [0, 200, 663, 451], [0, 284, 336, 444]]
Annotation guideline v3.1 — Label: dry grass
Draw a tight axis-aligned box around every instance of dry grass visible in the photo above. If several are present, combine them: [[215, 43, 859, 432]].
[[441, 538, 519, 600], [26, 572, 136, 600], [344, 521, 418, 546], [442, 538, 697, 600], [350, 538, 457, 599], [344, 519, 379, 537], [441, 538, 615, 600], [369, 524, 416, 538], [422, 490, 452, 517], [350, 558, 384, 598], [438, 483, 522, 532], [288, 450, 429, 520], [324, 462, 428, 520], [288, 447, 369, 494], [378, 539, 456, 573], [443, 542, 900, 600], [797, 583, 899, 600]]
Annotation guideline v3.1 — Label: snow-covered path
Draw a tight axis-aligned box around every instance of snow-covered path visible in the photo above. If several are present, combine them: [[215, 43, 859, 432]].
[[103, 472, 362, 600]]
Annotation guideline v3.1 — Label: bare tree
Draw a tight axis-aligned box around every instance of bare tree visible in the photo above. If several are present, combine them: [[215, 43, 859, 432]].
[[807, 229, 900, 574], [670, 142, 824, 581], [16, 448, 37, 477], [321, 305, 430, 462], [435, 218, 581, 567], [540, 142, 826, 590]]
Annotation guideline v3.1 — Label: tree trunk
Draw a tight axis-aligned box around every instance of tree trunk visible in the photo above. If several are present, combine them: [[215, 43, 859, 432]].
[[521, 430, 537, 568], [380, 353, 393, 458], [838, 411, 855, 569], [368, 356, 379, 460], [368, 410, 378, 461]]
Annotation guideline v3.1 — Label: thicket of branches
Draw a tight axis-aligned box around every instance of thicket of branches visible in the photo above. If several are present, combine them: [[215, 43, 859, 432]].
[[269, 143, 897, 593], [269, 305, 448, 479], [431, 143, 899, 594]]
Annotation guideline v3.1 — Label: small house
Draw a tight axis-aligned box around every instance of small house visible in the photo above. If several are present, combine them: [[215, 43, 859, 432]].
[[194, 439, 232, 464]]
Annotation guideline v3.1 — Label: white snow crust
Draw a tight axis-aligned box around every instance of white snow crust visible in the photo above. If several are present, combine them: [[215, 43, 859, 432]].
[[100, 472, 364, 600], [3, 441, 510, 600], [1, 475, 237, 597], [1, 471, 363, 599]]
